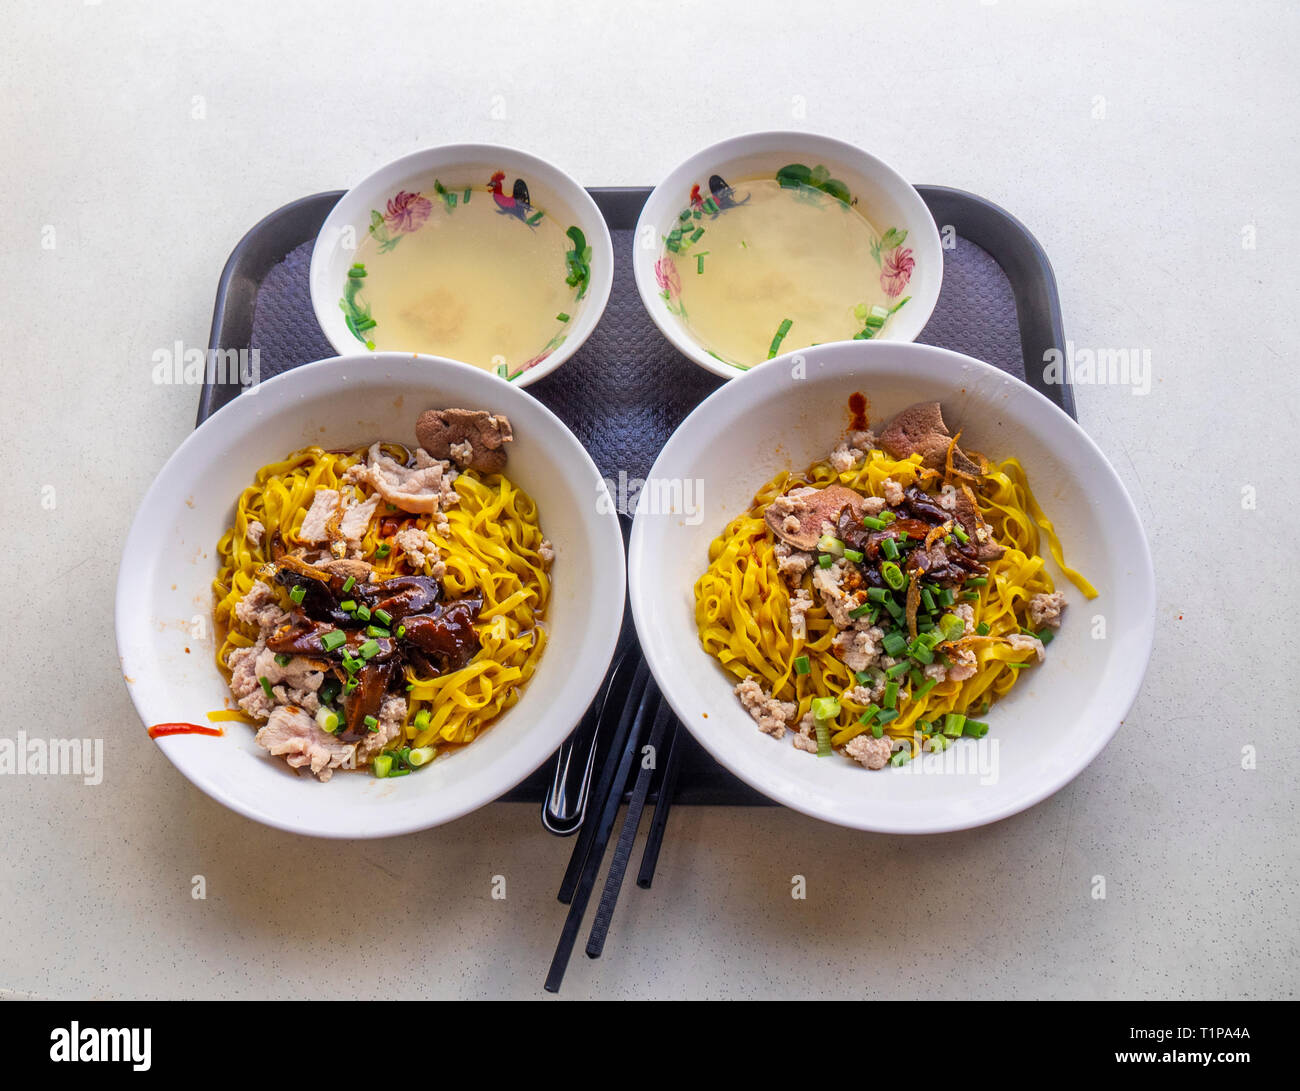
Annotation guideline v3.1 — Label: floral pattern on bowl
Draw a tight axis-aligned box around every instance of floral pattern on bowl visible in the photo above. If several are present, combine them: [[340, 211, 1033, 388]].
[[654, 257, 684, 317]]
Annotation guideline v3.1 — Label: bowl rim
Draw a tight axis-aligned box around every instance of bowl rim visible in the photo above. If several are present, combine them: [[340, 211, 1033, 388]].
[[115, 352, 626, 838], [308, 142, 615, 388], [628, 341, 1156, 833], [632, 129, 944, 380]]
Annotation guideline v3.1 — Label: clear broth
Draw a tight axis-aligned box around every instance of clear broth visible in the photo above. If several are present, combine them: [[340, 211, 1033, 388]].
[[662, 178, 894, 367], [351, 189, 574, 373]]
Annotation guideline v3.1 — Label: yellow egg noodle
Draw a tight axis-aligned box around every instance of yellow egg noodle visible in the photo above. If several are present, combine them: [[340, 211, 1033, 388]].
[[694, 444, 1095, 758], [213, 444, 550, 757]]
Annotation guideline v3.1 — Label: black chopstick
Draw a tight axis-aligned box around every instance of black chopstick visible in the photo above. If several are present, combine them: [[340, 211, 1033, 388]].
[[636, 717, 683, 889], [585, 690, 674, 958], [556, 658, 647, 904], [544, 662, 654, 993]]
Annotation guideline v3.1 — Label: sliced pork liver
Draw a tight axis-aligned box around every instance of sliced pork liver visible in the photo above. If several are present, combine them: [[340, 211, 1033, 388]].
[[764, 484, 865, 550]]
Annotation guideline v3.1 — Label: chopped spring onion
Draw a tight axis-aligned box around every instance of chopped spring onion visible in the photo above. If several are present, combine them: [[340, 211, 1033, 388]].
[[274, 653, 291, 667], [876, 709, 900, 725], [1036, 628, 1055, 646], [340, 599, 357, 613], [883, 681, 899, 709], [811, 696, 841, 722], [963, 719, 990, 739], [882, 632, 907, 657], [372, 754, 393, 778], [366, 625, 390, 638], [881, 537, 899, 561], [967, 576, 988, 587], [881, 561, 906, 590], [814, 718, 832, 757], [289, 585, 306, 605], [938, 614, 966, 642], [855, 669, 878, 686], [375, 544, 390, 558], [929, 734, 951, 753], [413, 709, 431, 730], [818, 554, 834, 569], [318, 677, 341, 705], [793, 655, 811, 675], [885, 660, 911, 679], [767, 318, 794, 359], [355, 605, 372, 622], [315, 707, 340, 734], [943, 713, 966, 738], [817, 533, 845, 556], [396, 624, 407, 639], [359, 639, 380, 660], [862, 515, 887, 530], [976, 622, 991, 636], [556, 312, 570, 323], [953, 525, 970, 544], [258, 676, 274, 699], [867, 587, 890, 603], [342, 576, 356, 593], [373, 608, 392, 626], [921, 588, 936, 613], [913, 676, 938, 700], [843, 547, 864, 564], [849, 603, 872, 620], [937, 588, 955, 607], [320, 629, 346, 652], [407, 746, 436, 767], [879, 510, 896, 524], [858, 705, 880, 725], [890, 748, 910, 767], [363, 714, 379, 732], [910, 643, 935, 665]]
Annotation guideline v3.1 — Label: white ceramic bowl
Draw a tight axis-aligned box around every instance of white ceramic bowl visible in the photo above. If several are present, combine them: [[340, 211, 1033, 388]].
[[633, 131, 943, 379], [629, 342, 1154, 833], [309, 144, 613, 386], [116, 354, 625, 838]]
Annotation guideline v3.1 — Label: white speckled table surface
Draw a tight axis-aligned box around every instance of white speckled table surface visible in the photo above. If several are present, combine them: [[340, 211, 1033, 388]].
[[1, 1, 1295, 1000]]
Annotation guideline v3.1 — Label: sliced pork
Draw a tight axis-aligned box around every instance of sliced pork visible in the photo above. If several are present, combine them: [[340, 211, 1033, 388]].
[[255, 706, 357, 783], [347, 443, 459, 515]]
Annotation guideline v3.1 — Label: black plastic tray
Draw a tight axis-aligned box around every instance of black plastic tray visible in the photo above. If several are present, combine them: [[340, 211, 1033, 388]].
[[200, 185, 1073, 807]]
